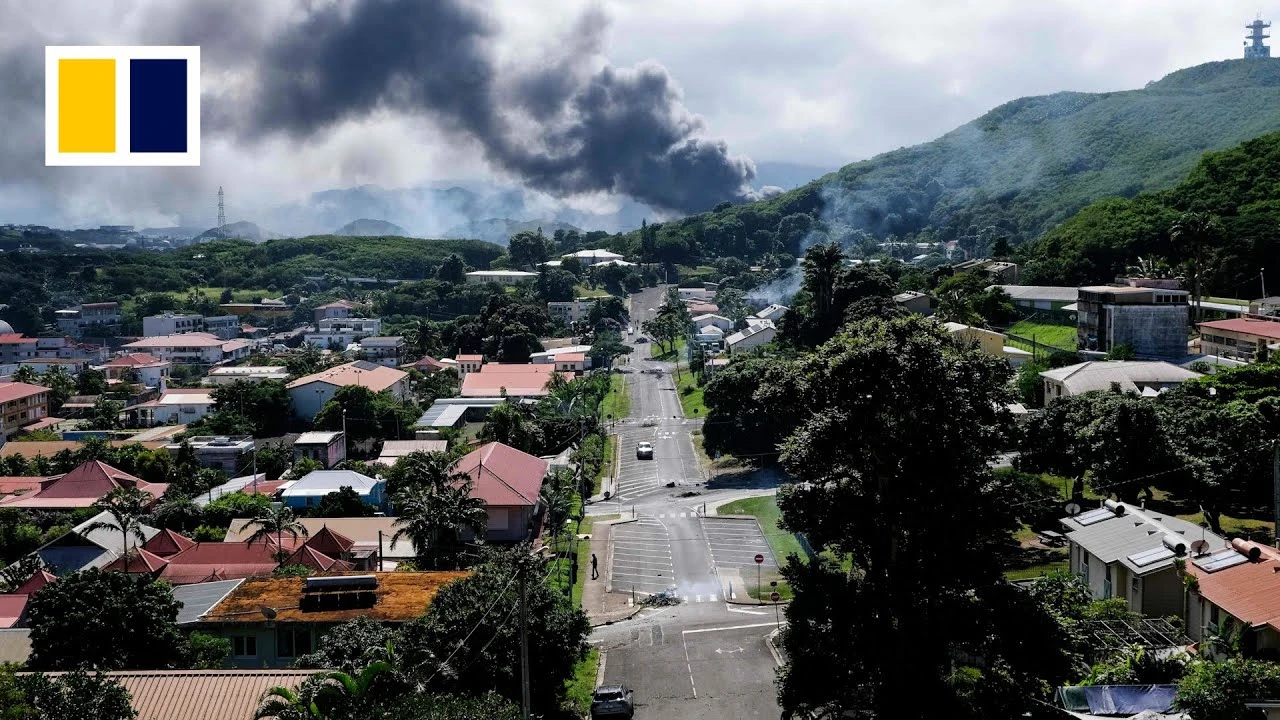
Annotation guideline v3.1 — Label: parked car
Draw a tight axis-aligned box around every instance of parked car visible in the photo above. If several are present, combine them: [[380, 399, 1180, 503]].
[[635, 336, 648, 343], [636, 441, 653, 459], [591, 685, 635, 719]]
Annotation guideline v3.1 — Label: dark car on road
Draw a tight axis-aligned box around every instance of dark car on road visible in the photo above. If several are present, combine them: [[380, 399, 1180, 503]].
[[591, 685, 635, 719], [634, 336, 648, 343]]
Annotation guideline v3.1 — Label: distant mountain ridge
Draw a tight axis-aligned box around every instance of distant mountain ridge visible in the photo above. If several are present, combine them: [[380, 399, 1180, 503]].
[[334, 218, 409, 237], [613, 58, 1280, 257], [442, 218, 583, 245]]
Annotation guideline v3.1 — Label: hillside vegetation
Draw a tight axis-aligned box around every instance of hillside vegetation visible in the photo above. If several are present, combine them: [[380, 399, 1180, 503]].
[[607, 59, 1280, 264], [0, 235, 506, 312], [1021, 128, 1280, 293]]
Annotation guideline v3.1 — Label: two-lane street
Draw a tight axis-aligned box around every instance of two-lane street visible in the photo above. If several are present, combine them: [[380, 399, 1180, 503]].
[[587, 285, 783, 719]]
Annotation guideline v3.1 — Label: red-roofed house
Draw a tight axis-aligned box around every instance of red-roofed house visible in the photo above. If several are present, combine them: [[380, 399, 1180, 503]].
[[1198, 318, 1280, 362], [0, 333, 38, 364], [0, 595, 29, 629], [105, 540, 287, 585], [1188, 539, 1280, 654], [286, 361, 409, 420], [301, 526, 355, 558], [401, 355, 447, 373], [0, 382, 49, 439], [453, 442, 549, 542], [143, 528, 197, 557], [0, 477, 44, 498], [459, 364, 566, 399], [100, 353, 171, 389], [282, 545, 353, 573], [14, 570, 55, 595], [455, 354, 484, 374], [0, 460, 167, 510], [553, 353, 586, 373]]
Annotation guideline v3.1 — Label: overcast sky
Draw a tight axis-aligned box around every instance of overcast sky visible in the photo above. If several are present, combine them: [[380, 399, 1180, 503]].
[[0, 0, 1269, 228]]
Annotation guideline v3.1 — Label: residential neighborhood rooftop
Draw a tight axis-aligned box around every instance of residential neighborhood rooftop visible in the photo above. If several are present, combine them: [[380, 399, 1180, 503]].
[[1061, 500, 1226, 576], [1040, 361, 1200, 396], [199, 572, 469, 624], [454, 442, 548, 507], [285, 360, 407, 392], [1198, 317, 1280, 340]]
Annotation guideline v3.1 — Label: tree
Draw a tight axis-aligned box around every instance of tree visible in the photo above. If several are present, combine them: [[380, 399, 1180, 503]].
[[435, 254, 466, 284], [585, 296, 629, 330], [26, 569, 186, 670], [539, 468, 575, 553], [0, 664, 31, 720], [477, 404, 545, 455], [84, 396, 124, 431], [588, 330, 632, 370], [185, 632, 232, 670], [1170, 211, 1221, 323], [534, 268, 576, 303], [208, 380, 294, 437], [1176, 658, 1280, 720], [83, 487, 151, 575], [506, 230, 552, 270], [311, 487, 376, 518], [18, 670, 137, 720], [239, 505, 309, 562], [313, 386, 418, 446], [774, 315, 1073, 718], [397, 549, 590, 713], [12, 365, 39, 385], [294, 616, 396, 673], [41, 366, 75, 414], [390, 460, 488, 569], [76, 369, 108, 397]]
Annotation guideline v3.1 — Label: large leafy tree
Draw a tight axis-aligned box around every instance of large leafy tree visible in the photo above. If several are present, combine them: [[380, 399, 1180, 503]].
[[506, 230, 553, 270], [311, 486, 377, 518], [26, 569, 186, 670], [588, 330, 631, 370], [774, 315, 1073, 718], [477, 404, 545, 456], [397, 549, 590, 714], [1176, 658, 1280, 720], [313, 385, 419, 446], [18, 670, 136, 720], [390, 457, 487, 569]]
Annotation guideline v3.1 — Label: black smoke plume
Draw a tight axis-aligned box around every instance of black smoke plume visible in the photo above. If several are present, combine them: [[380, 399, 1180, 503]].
[[215, 0, 757, 214]]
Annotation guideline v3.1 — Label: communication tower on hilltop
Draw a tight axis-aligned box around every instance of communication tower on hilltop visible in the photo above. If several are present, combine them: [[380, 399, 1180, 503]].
[[217, 186, 226, 228], [1246, 16, 1271, 59]]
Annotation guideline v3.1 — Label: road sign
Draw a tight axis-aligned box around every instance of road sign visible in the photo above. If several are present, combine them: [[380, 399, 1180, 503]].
[[754, 554, 764, 564], [770, 591, 781, 602]]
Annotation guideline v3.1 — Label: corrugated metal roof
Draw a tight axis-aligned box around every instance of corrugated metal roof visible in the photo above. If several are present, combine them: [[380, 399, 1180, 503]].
[[0, 629, 30, 664], [1062, 504, 1225, 575], [1041, 361, 1200, 395], [1190, 540, 1280, 631], [51, 670, 322, 720], [994, 285, 1079, 303], [173, 579, 244, 625]]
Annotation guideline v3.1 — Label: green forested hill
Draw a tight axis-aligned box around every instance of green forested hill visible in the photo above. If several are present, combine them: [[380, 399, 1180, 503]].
[[614, 59, 1280, 263], [1021, 129, 1280, 293]]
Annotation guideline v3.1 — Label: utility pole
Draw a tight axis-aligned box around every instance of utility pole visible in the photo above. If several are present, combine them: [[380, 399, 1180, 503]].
[[519, 564, 532, 720], [1273, 444, 1280, 548]]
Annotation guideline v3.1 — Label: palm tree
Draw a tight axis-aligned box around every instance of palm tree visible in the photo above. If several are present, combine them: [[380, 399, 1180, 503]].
[[801, 242, 846, 320], [84, 486, 151, 574], [255, 685, 323, 720], [391, 472, 488, 570], [1170, 211, 1221, 323], [239, 505, 309, 563], [539, 469, 575, 554]]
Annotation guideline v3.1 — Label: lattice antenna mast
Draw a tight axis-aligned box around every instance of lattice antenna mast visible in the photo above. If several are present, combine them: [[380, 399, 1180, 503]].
[[217, 186, 226, 228]]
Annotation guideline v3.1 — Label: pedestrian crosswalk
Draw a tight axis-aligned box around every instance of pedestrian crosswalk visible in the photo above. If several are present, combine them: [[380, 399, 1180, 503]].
[[652, 512, 699, 518], [626, 593, 719, 607]]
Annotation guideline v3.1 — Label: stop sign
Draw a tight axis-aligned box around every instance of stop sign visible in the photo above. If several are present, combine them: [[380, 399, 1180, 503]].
[[754, 554, 764, 564], [770, 591, 781, 602]]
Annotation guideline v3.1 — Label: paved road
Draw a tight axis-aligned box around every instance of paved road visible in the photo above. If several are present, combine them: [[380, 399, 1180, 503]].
[[588, 286, 784, 720]]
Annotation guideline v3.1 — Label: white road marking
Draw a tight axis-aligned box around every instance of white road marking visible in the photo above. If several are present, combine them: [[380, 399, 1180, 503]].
[[726, 606, 768, 616]]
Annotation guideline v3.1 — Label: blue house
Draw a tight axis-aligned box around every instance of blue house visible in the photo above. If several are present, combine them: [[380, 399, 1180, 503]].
[[280, 470, 385, 512]]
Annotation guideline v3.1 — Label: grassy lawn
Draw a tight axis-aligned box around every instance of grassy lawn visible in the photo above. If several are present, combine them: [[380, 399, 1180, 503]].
[[564, 648, 600, 718], [1175, 511, 1273, 542], [718, 496, 806, 599], [591, 434, 616, 495], [1005, 556, 1069, 581], [650, 336, 686, 360], [547, 514, 619, 606], [575, 284, 612, 298], [601, 373, 630, 421], [1005, 319, 1077, 351], [1205, 296, 1248, 306], [674, 370, 706, 418]]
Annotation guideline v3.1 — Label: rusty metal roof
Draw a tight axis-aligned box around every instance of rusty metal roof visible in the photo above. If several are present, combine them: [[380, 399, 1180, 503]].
[[23, 670, 321, 720]]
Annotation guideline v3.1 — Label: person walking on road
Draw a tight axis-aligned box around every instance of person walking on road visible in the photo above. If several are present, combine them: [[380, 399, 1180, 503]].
[[591, 553, 599, 580]]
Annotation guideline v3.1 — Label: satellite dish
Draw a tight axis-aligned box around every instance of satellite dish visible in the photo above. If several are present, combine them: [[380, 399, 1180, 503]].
[[1064, 502, 1082, 516], [1190, 539, 1210, 556], [261, 606, 277, 620]]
